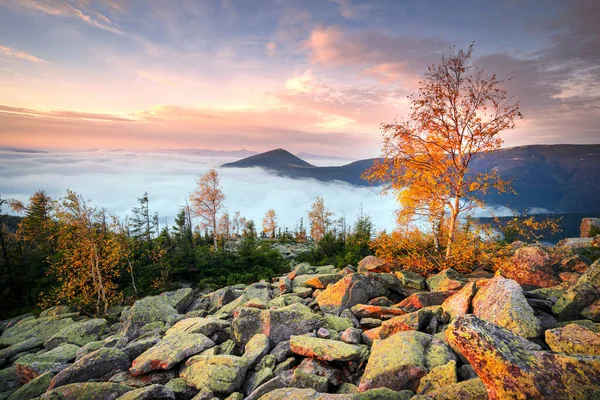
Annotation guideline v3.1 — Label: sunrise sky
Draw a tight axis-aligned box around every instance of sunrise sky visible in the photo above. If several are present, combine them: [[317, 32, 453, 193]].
[[0, 0, 598, 158]]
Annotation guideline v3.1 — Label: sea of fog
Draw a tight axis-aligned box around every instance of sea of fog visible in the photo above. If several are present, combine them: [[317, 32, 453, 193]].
[[0, 149, 515, 233], [0, 149, 401, 232]]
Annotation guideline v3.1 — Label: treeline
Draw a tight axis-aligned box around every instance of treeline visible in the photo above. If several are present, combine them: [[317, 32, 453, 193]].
[[0, 169, 376, 318]]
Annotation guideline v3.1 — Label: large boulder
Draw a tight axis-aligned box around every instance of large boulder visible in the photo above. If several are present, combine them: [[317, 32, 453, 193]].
[[359, 331, 432, 392], [15, 343, 79, 382], [553, 259, 600, 321], [130, 331, 215, 376], [502, 246, 560, 289], [426, 269, 466, 292], [0, 337, 43, 361], [8, 370, 54, 400], [349, 304, 405, 320], [44, 319, 107, 349], [290, 335, 368, 362], [545, 324, 600, 356], [421, 378, 488, 400], [581, 218, 600, 238], [357, 256, 391, 273], [471, 276, 541, 338], [316, 273, 386, 315], [39, 382, 132, 400], [164, 317, 230, 337], [48, 348, 130, 389], [0, 366, 21, 393], [442, 282, 476, 321], [446, 315, 600, 399], [363, 308, 439, 342], [120, 289, 193, 339], [117, 384, 176, 400], [181, 355, 248, 395], [0, 317, 74, 347], [396, 291, 456, 312], [232, 303, 323, 344], [243, 334, 270, 368]]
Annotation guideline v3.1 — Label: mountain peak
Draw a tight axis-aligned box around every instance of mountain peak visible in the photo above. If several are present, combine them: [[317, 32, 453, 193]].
[[222, 148, 315, 170]]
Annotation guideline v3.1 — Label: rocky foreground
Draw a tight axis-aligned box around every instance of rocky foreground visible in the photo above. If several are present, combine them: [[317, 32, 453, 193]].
[[1, 243, 600, 400]]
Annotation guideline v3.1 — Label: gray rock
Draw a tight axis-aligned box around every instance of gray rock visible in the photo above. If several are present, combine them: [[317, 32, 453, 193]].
[[44, 319, 107, 349], [316, 273, 387, 315], [40, 382, 132, 400], [48, 348, 130, 389], [7, 371, 53, 400], [116, 384, 175, 400], [0, 366, 21, 393]]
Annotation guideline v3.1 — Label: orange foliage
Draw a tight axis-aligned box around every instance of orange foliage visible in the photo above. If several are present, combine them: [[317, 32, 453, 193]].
[[190, 168, 226, 247], [307, 197, 333, 242], [262, 209, 277, 238]]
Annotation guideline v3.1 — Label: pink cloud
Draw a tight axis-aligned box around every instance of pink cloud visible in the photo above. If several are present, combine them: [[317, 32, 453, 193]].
[[0, 45, 49, 63]]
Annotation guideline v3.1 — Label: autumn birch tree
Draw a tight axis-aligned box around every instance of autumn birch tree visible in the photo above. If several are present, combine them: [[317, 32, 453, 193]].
[[363, 45, 521, 259], [190, 168, 226, 247], [262, 209, 277, 238], [308, 197, 333, 242]]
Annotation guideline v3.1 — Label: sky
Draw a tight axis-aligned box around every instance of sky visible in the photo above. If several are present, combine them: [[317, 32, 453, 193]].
[[0, 0, 598, 158]]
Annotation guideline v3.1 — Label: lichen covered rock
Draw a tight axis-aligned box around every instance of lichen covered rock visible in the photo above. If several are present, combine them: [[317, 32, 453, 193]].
[[446, 315, 600, 399], [426, 269, 466, 292], [471, 276, 541, 338], [181, 355, 248, 395], [40, 382, 132, 400], [290, 335, 368, 362], [359, 331, 431, 392], [317, 273, 386, 315], [545, 323, 600, 356], [44, 319, 107, 349]]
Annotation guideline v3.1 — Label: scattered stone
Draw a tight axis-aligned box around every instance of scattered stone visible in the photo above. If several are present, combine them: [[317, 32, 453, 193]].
[[130, 331, 215, 376], [552, 259, 600, 321], [165, 318, 230, 337], [296, 357, 342, 386], [502, 245, 560, 289], [426, 269, 466, 292], [358, 256, 391, 273], [15, 343, 79, 382], [181, 355, 248, 395], [471, 276, 541, 338], [290, 369, 328, 392], [48, 348, 130, 389], [340, 328, 362, 345], [581, 218, 600, 238], [39, 382, 132, 400], [44, 319, 107, 349], [363, 308, 437, 342], [359, 331, 431, 392], [117, 384, 175, 400], [416, 360, 457, 395], [243, 334, 270, 368], [317, 273, 386, 315], [396, 291, 456, 312], [109, 370, 177, 388], [545, 323, 600, 356], [350, 304, 406, 320], [302, 274, 343, 290], [442, 282, 476, 321], [316, 328, 331, 339], [446, 315, 600, 399], [290, 335, 368, 362], [394, 271, 426, 290], [7, 371, 53, 400], [0, 317, 74, 347]]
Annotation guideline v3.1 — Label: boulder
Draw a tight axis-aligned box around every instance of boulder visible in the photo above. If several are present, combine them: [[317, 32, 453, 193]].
[[233, 303, 323, 344], [296, 358, 342, 386], [471, 276, 541, 338], [165, 378, 199, 400], [446, 315, 600, 399], [393, 271, 426, 290], [424, 337, 457, 370], [363, 307, 439, 342], [242, 368, 274, 395], [0, 317, 74, 347], [130, 331, 215, 376], [290, 335, 368, 362], [165, 318, 230, 337], [561, 254, 592, 274], [15, 343, 79, 382], [502, 246, 560, 289], [553, 259, 600, 321], [117, 384, 176, 400], [426, 269, 466, 292], [290, 370, 328, 392], [545, 324, 600, 356], [123, 337, 161, 361], [8, 370, 53, 400], [181, 355, 248, 395], [243, 334, 270, 368], [44, 319, 107, 349], [396, 291, 456, 312], [48, 348, 130, 389], [39, 382, 132, 400], [581, 299, 600, 321], [358, 256, 391, 273], [109, 370, 177, 388], [317, 273, 386, 315], [442, 282, 476, 321], [302, 274, 343, 290], [349, 304, 406, 320], [581, 218, 600, 238], [422, 378, 488, 400], [416, 360, 457, 395], [359, 331, 432, 392], [0, 366, 21, 393], [120, 289, 193, 339], [0, 338, 43, 361]]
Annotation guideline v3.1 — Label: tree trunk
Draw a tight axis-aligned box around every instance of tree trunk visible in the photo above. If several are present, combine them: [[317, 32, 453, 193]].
[[445, 197, 461, 260]]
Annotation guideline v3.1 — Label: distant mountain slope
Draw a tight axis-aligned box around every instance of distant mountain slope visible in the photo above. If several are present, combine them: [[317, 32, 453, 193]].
[[222, 144, 600, 213]]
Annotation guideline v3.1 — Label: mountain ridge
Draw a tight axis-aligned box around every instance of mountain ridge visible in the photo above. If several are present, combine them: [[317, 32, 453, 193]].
[[222, 144, 600, 213]]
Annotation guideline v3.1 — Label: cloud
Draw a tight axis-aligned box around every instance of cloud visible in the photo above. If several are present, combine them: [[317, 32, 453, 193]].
[[265, 41, 277, 57], [0, 149, 399, 234], [0, 45, 49, 63], [0, 105, 133, 122]]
